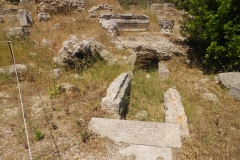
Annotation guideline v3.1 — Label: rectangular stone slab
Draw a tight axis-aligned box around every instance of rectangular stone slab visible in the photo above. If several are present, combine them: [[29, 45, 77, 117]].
[[89, 118, 181, 148]]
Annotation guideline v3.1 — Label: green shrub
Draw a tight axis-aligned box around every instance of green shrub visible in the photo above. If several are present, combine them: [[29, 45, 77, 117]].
[[181, 0, 240, 73]]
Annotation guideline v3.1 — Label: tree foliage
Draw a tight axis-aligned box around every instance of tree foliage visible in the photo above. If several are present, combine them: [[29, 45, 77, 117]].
[[181, 0, 240, 72], [168, 0, 190, 10]]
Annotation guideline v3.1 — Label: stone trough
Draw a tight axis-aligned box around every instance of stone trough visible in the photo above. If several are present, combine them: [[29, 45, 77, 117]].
[[100, 13, 149, 31], [101, 72, 131, 119]]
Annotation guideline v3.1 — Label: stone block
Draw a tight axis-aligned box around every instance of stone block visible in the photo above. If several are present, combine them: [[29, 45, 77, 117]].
[[218, 72, 240, 88], [89, 118, 182, 148], [101, 73, 131, 118], [164, 88, 190, 138], [8, 27, 30, 39], [100, 14, 149, 31], [38, 13, 51, 22], [229, 83, 240, 100], [159, 20, 174, 35], [158, 63, 170, 80], [18, 9, 33, 27], [8, 64, 28, 75]]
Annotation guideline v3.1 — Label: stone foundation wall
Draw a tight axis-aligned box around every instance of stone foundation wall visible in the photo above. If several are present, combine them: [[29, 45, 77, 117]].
[[36, 0, 85, 14]]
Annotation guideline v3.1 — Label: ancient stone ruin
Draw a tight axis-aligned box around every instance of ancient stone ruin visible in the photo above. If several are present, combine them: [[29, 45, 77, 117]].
[[88, 3, 112, 18], [159, 19, 174, 35], [101, 72, 131, 119], [18, 9, 33, 27], [36, 0, 85, 14], [99, 13, 149, 31], [53, 35, 118, 67]]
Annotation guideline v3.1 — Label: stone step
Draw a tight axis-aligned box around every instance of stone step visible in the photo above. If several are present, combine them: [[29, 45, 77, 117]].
[[89, 118, 181, 148]]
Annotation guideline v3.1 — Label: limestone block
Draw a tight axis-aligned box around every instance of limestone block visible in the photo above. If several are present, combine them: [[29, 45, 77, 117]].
[[38, 13, 51, 22], [229, 83, 240, 100], [18, 9, 33, 27], [99, 19, 118, 38], [164, 88, 190, 138], [101, 73, 131, 118], [9, 64, 28, 75], [100, 14, 149, 31], [159, 20, 174, 35], [8, 27, 30, 40], [58, 83, 79, 93], [56, 36, 118, 67], [89, 118, 182, 148], [158, 63, 169, 80], [218, 72, 240, 88], [159, 20, 174, 29]]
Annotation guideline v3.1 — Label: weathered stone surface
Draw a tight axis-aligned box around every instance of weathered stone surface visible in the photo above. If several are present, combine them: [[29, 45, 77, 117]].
[[36, 0, 85, 14], [18, 9, 33, 27], [89, 118, 181, 148], [0, 64, 28, 75], [133, 46, 161, 68], [118, 34, 181, 63], [218, 72, 240, 88], [58, 83, 79, 93], [50, 69, 62, 79], [229, 83, 240, 100], [55, 35, 118, 66], [8, 27, 30, 39], [159, 20, 174, 35], [88, 3, 112, 18], [158, 63, 170, 80], [38, 13, 51, 22], [100, 14, 149, 31], [99, 19, 118, 38], [201, 93, 219, 102], [101, 72, 131, 118], [164, 88, 190, 138], [119, 145, 172, 160]]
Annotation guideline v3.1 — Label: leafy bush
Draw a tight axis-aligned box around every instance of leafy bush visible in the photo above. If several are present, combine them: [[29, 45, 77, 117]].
[[181, 0, 240, 73], [168, 0, 190, 10]]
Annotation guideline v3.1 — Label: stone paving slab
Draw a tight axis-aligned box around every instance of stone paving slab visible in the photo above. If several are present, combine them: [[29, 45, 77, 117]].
[[89, 118, 181, 148], [119, 145, 172, 160]]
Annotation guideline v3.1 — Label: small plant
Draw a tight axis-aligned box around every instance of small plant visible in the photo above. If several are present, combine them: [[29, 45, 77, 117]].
[[51, 123, 58, 130], [48, 85, 60, 99], [80, 130, 90, 143], [34, 129, 44, 141]]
